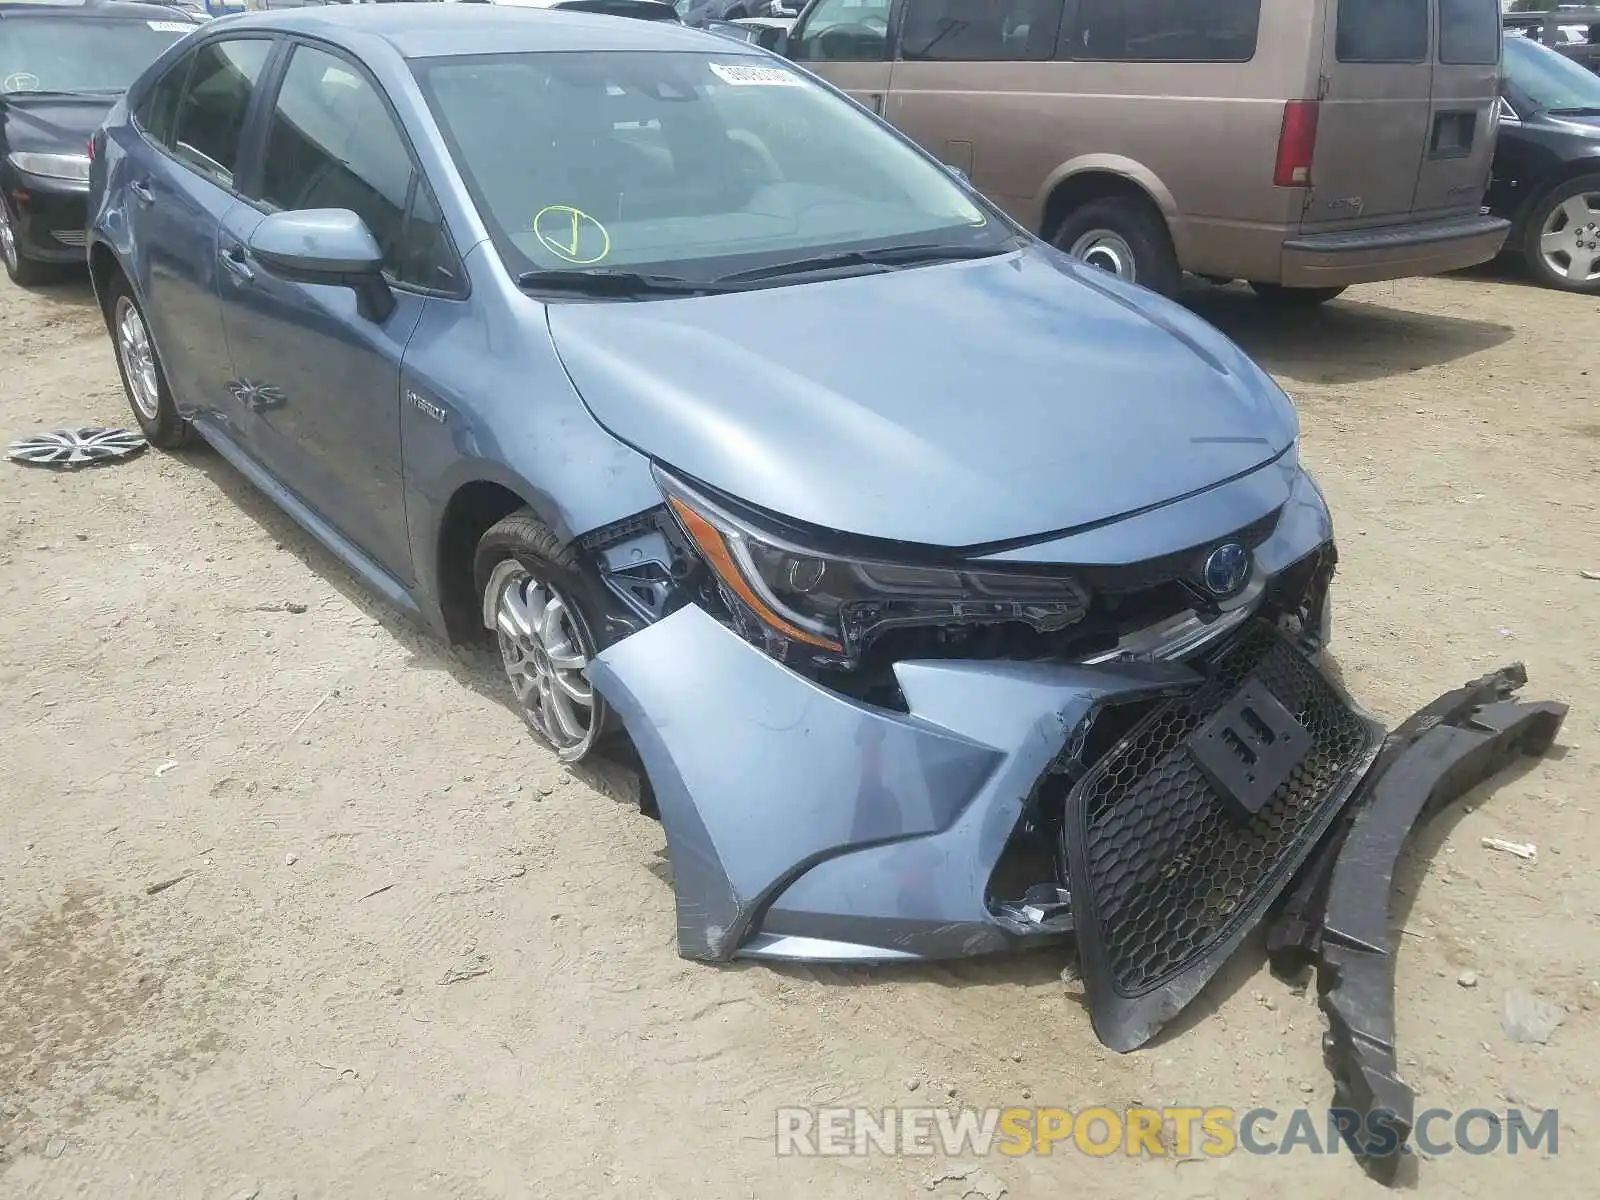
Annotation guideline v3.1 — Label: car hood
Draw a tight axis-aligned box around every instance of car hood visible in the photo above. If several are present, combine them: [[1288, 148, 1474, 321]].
[[546, 246, 1298, 549], [1, 95, 115, 157]]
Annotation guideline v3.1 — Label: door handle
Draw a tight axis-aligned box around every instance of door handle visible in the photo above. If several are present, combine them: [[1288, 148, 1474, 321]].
[[129, 180, 155, 205], [218, 244, 255, 285]]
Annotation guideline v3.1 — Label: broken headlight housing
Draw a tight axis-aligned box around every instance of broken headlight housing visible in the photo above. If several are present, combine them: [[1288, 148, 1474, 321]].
[[655, 467, 1090, 659]]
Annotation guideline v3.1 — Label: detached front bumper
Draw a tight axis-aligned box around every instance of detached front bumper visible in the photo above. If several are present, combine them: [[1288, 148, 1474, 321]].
[[590, 591, 1389, 1043]]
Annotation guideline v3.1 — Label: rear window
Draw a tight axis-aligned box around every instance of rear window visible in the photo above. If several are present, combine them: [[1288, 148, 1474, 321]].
[[1335, 0, 1428, 64], [1438, 0, 1500, 65], [1068, 0, 1262, 63]]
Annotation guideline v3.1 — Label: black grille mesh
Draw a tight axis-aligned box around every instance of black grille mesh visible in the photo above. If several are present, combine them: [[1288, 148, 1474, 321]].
[[1068, 622, 1376, 997]]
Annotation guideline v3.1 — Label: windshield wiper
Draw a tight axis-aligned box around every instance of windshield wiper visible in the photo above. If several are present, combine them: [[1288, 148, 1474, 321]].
[[712, 240, 1013, 285], [515, 268, 726, 297], [1546, 106, 1600, 116]]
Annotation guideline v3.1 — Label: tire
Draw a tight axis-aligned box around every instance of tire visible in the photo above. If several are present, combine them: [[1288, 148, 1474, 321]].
[[1521, 173, 1600, 293], [104, 272, 190, 448], [1249, 282, 1348, 308], [0, 196, 55, 288], [1051, 197, 1180, 297], [474, 510, 616, 764]]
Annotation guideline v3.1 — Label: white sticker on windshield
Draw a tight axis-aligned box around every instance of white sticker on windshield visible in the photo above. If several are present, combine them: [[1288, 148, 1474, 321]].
[[147, 20, 194, 32], [708, 62, 804, 88]]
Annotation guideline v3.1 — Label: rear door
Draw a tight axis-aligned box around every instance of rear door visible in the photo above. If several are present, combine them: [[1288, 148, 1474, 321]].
[[785, 0, 896, 116], [1301, 0, 1434, 228], [1412, 0, 1501, 216], [123, 35, 275, 427]]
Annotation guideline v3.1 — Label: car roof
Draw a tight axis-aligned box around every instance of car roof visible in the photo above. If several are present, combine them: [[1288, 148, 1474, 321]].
[[0, 0, 194, 18], [208, 5, 753, 59]]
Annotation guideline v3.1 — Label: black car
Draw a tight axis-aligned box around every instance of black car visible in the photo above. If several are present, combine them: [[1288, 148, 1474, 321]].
[[0, 0, 196, 285], [1488, 32, 1600, 292]]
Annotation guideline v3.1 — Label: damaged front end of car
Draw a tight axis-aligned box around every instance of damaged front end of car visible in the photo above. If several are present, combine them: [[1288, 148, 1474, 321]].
[[574, 454, 1565, 1110]]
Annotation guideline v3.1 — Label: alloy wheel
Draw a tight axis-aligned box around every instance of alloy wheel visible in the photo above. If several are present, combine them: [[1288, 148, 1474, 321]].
[[0, 203, 17, 272], [1539, 192, 1600, 286], [486, 560, 599, 760], [115, 296, 161, 422], [1068, 228, 1138, 283]]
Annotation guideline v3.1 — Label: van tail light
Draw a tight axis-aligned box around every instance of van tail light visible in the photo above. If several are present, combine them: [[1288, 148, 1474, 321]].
[[1274, 100, 1319, 188], [87, 136, 96, 162]]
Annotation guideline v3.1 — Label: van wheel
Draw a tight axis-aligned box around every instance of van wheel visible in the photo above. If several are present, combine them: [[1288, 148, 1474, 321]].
[[1523, 174, 1600, 293], [1249, 283, 1347, 307], [1052, 199, 1180, 297]]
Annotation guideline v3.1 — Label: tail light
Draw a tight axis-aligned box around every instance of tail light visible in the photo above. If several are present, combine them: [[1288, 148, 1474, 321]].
[[86, 135, 96, 163], [1274, 100, 1319, 188]]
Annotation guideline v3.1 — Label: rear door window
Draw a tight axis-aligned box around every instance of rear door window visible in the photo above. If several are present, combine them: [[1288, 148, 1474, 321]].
[[1335, 0, 1428, 63], [134, 52, 193, 147], [171, 38, 273, 188], [900, 0, 1064, 62], [1067, 0, 1262, 62], [1438, 0, 1500, 65]]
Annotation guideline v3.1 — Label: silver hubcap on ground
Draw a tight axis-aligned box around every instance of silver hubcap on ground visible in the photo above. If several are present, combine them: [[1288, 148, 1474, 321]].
[[115, 296, 161, 422], [484, 560, 598, 760], [1539, 192, 1600, 286], [0, 204, 17, 271], [1069, 229, 1137, 282]]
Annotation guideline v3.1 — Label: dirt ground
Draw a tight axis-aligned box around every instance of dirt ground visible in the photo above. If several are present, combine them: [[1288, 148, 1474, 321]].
[[0, 264, 1595, 1200]]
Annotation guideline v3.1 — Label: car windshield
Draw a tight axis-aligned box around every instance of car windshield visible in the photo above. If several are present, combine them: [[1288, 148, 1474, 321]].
[[411, 49, 1006, 286], [0, 15, 190, 96], [1503, 33, 1600, 113]]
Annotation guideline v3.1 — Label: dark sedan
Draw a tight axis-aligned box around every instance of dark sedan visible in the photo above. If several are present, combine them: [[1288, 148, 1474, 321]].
[[0, 0, 196, 285], [1489, 31, 1600, 291]]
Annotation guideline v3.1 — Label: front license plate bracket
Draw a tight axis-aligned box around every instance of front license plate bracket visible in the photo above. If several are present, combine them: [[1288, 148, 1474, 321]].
[[1187, 679, 1313, 818]]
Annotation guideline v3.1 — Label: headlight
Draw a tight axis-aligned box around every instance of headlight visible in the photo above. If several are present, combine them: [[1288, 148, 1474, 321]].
[[656, 467, 1090, 658], [8, 152, 91, 182]]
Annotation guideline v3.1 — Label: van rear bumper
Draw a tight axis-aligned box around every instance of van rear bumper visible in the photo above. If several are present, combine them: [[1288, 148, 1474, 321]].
[[1278, 214, 1509, 287]]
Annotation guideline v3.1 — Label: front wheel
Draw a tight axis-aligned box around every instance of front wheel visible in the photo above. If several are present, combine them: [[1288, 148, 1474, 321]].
[[1051, 198, 1181, 297], [1522, 174, 1600, 293], [1249, 282, 1347, 308], [0, 197, 54, 288], [475, 511, 614, 763]]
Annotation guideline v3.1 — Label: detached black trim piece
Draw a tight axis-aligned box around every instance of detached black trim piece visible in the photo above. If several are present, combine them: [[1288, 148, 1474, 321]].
[[1267, 665, 1567, 1182]]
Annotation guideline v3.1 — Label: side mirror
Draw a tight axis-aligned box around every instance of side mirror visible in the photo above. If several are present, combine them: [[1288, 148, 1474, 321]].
[[248, 208, 395, 323], [750, 24, 790, 55]]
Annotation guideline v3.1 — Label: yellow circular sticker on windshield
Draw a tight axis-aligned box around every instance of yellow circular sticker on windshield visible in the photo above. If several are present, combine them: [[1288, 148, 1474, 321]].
[[532, 206, 611, 265]]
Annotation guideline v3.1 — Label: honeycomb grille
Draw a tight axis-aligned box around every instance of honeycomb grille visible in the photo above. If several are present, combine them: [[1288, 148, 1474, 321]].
[[1067, 622, 1377, 997]]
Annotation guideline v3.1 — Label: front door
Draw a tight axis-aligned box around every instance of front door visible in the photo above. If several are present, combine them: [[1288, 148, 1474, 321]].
[[786, 0, 896, 116], [215, 41, 427, 584], [122, 36, 274, 426]]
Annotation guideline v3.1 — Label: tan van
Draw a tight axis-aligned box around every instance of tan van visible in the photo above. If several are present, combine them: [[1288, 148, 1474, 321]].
[[757, 0, 1511, 302]]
